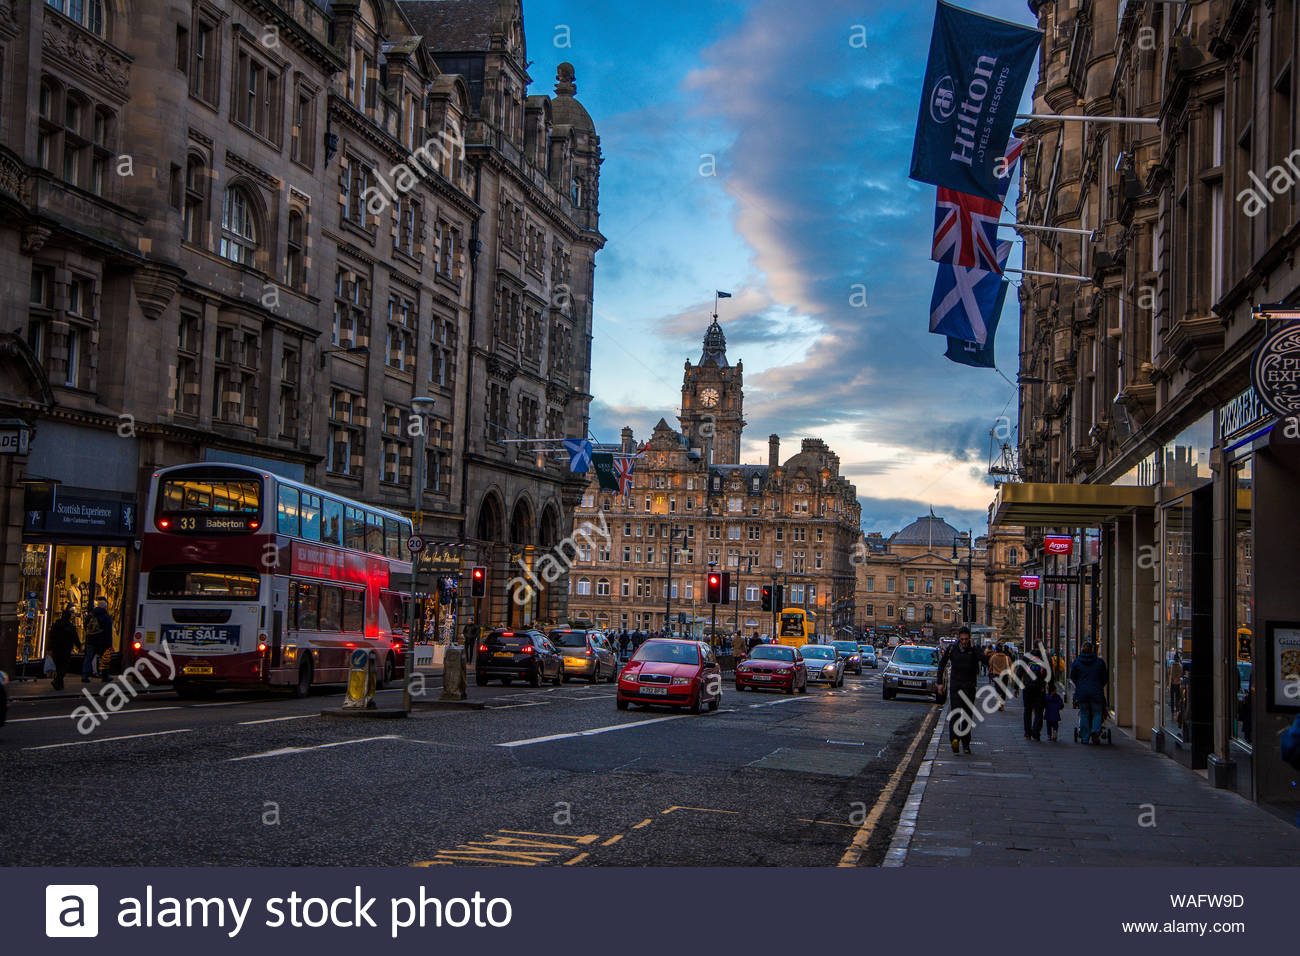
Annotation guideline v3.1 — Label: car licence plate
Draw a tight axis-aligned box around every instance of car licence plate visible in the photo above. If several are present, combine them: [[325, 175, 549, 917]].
[[752, 675, 772, 681], [183, 666, 213, 675], [640, 686, 668, 696], [900, 679, 925, 688], [494, 652, 514, 658]]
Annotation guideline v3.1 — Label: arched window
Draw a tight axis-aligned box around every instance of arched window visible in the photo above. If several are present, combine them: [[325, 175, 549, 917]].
[[924, 604, 933, 623], [285, 209, 305, 287], [596, 578, 610, 597], [220, 186, 259, 266], [905, 604, 915, 622], [942, 606, 952, 621], [575, 576, 591, 596], [47, 0, 105, 36], [183, 155, 208, 246]]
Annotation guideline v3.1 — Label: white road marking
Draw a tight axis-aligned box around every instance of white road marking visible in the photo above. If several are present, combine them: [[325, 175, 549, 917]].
[[229, 734, 402, 761], [23, 729, 193, 751], [746, 696, 814, 709], [7, 706, 181, 724], [238, 714, 318, 726], [497, 714, 693, 748]]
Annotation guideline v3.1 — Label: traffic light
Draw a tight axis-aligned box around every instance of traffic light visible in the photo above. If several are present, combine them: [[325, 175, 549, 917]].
[[470, 565, 487, 597], [706, 572, 723, 604], [719, 571, 732, 604], [761, 585, 773, 612]]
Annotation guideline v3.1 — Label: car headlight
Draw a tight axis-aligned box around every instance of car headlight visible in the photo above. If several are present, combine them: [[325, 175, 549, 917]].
[[671, 676, 692, 685], [736, 664, 751, 673], [823, 664, 837, 674]]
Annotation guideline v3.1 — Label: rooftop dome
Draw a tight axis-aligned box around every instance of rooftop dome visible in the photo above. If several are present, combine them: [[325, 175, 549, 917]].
[[551, 63, 595, 132], [892, 514, 963, 549], [700, 318, 728, 366]]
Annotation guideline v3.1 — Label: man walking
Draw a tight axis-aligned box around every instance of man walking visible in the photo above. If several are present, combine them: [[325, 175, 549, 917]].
[[82, 598, 114, 682], [937, 626, 986, 754], [1070, 641, 1109, 744], [1021, 649, 1048, 741], [48, 605, 79, 691]]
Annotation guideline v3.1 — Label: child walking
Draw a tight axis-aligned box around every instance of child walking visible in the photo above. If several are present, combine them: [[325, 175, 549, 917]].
[[1044, 681, 1065, 741]]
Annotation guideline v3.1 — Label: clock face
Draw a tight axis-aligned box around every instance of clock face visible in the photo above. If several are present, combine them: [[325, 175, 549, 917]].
[[655, 453, 667, 466], [700, 388, 719, 408]]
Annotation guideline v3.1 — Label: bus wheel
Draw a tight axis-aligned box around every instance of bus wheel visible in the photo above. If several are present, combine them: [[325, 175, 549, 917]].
[[379, 654, 395, 689], [291, 659, 313, 699]]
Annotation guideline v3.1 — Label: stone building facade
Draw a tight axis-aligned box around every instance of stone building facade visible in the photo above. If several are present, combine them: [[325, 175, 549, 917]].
[[852, 516, 988, 640], [997, 0, 1299, 807], [0, 0, 602, 671], [567, 321, 862, 638]]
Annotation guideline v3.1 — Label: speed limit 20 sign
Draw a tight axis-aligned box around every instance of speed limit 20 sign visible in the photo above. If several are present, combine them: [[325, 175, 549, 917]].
[[406, 534, 426, 554]]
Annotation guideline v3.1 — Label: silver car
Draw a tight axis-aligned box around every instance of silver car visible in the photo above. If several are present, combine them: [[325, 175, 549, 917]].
[[882, 644, 941, 701], [548, 628, 618, 683], [799, 644, 845, 687]]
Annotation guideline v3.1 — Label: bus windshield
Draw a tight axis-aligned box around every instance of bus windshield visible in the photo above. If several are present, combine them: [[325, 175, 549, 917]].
[[161, 478, 261, 513], [779, 613, 806, 637]]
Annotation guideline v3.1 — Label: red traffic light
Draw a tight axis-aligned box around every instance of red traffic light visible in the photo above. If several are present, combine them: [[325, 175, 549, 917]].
[[471, 565, 487, 597]]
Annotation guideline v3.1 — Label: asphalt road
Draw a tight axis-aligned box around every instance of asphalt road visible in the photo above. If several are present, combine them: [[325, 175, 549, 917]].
[[0, 665, 935, 866]]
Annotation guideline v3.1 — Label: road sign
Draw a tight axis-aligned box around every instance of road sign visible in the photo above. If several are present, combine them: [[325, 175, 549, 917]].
[[406, 534, 426, 554]]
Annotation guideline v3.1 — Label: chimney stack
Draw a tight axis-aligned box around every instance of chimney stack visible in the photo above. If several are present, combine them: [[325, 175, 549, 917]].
[[768, 434, 780, 470], [621, 426, 634, 455]]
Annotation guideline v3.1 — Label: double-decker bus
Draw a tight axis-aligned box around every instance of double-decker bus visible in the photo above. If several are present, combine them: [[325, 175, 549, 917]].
[[776, 608, 816, 647], [135, 463, 413, 697]]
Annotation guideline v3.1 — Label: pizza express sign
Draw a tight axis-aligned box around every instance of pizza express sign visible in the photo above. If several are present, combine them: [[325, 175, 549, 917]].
[[1252, 323, 1300, 420]]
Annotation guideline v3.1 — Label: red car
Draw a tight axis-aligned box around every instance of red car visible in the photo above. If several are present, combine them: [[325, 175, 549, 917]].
[[735, 643, 808, 694], [617, 639, 722, 713]]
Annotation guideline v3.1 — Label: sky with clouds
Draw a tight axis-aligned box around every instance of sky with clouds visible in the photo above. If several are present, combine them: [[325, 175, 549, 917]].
[[523, 0, 1035, 535]]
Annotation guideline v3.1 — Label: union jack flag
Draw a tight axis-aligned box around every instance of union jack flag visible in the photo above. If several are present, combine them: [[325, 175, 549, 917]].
[[614, 457, 635, 496], [931, 139, 1023, 275]]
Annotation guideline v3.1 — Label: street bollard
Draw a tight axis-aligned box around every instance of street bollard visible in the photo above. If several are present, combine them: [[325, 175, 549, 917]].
[[440, 645, 467, 701], [342, 648, 377, 710]]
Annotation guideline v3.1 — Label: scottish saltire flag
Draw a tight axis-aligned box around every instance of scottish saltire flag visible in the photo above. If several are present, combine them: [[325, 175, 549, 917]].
[[716, 290, 732, 299], [930, 240, 1011, 347], [563, 438, 592, 473], [909, 2, 1041, 200], [614, 457, 635, 496], [931, 138, 1023, 273], [943, 277, 1009, 368]]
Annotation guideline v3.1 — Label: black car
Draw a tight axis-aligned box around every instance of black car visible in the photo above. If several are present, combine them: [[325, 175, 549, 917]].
[[475, 629, 563, 687], [831, 640, 863, 675]]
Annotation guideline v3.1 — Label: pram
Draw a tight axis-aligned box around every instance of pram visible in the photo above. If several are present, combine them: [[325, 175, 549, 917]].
[[1072, 693, 1113, 744]]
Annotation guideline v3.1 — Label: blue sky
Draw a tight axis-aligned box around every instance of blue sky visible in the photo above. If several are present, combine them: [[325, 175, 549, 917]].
[[523, 0, 1035, 535]]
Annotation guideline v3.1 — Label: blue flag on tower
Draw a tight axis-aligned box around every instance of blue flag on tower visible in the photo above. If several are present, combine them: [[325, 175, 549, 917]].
[[909, 2, 1041, 201], [563, 438, 592, 473], [929, 240, 1011, 348]]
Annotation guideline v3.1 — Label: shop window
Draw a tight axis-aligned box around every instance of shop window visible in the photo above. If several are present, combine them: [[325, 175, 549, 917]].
[[1230, 458, 1253, 745]]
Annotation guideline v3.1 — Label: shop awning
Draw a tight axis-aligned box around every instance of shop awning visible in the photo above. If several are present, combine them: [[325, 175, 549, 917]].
[[992, 482, 1155, 528]]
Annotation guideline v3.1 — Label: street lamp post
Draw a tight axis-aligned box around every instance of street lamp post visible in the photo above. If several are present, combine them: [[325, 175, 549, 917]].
[[950, 529, 975, 628], [405, 396, 435, 714]]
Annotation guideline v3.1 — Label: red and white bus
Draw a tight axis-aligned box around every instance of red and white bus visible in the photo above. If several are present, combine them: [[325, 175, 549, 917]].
[[134, 463, 414, 697]]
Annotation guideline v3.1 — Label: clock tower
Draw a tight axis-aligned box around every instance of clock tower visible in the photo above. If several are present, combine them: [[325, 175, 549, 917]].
[[680, 319, 745, 464]]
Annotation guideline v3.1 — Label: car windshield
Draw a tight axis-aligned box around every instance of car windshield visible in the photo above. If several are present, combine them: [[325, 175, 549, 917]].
[[750, 646, 796, 662], [548, 630, 589, 648], [633, 642, 701, 665], [800, 645, 835, 660], [892, 646, 939, 666], [859, 645, 874, 653], [832, 642, 858, 654]]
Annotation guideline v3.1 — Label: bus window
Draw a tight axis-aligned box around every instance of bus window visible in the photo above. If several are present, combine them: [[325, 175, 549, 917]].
[[344, 506, 366, 550], [380, 590, 408, 634], [277, 485, 300, 536], [321, 499, 343, 545], [341, 588, 365, 632], [300, 493, 322, 541], [366, 512, 384, 556], [319, 586, 342, 631], [162, 477, 261, 513], [295, 582, 319, 630], [147, 567, 260, 600], [384, 518, 402, 559]]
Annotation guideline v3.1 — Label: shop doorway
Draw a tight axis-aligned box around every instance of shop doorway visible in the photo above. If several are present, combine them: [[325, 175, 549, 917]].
[[16, 542, 127, 674]]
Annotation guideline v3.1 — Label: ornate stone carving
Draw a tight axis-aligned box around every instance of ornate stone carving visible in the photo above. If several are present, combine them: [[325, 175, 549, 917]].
[[132, 263, 186, 321], [42, 12, 132, 99], [21, 226, 52, 255], [0, 147, 26, 201]]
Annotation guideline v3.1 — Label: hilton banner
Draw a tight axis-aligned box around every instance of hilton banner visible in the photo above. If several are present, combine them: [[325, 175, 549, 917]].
[[909, 1, 1041, 200]]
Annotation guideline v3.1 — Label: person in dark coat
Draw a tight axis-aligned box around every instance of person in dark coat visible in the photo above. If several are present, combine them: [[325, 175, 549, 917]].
[[937, 626, 987, 754], [1069, 642, 1109, 744], [619, 631, 631, 660], [82, 598, 114, 682], [1021, 653, 1048, 741], [48, 605, 80, 691]]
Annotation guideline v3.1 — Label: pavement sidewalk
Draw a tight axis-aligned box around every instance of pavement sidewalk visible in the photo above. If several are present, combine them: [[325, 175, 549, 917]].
[[890, 688, 1300, 866]]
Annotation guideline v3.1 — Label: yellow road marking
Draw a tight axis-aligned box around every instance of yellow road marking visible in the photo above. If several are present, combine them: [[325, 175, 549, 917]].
[[837, 708, 939, 867], [661, 806, 740, 815], [601, 834, 624, 846], [632, 818, 653, 829], [500, 830, 600, 844], [412, 830, 601, 867], [564, 852, 590, 865]]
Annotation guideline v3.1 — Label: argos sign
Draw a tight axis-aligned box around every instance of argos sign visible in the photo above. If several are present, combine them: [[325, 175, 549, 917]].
[[1019, 575, 1041, 590], [1043, 535, 1073, 555]]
